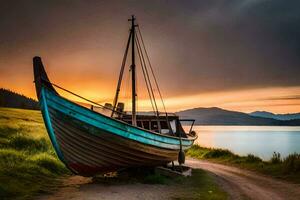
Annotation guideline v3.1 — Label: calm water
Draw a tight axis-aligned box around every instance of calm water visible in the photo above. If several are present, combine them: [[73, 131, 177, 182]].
[[189, 126, 300, 160]]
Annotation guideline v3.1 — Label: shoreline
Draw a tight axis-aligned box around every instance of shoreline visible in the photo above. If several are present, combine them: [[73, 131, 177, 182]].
[[187, 145, 300, 184]]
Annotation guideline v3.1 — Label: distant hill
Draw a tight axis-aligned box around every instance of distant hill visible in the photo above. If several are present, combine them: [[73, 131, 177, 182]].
[[0, 88, 39, 110], [250, 111, 300, 120], [176, 107, 300, 126]]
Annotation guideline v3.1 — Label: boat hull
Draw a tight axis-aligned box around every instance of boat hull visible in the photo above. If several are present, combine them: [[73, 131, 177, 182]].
[[40, 87, 195, 176]]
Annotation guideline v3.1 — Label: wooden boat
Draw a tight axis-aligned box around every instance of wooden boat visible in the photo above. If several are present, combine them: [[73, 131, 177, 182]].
[[33, 16, 197, 176]]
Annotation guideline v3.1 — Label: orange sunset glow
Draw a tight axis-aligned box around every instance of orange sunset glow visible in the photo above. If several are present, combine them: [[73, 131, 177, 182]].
[[1, 1, 300, 114]]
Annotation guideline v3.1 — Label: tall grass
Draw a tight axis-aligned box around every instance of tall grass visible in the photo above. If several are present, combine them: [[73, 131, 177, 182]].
[[270, 152, 281, 164], [0, 108, 69, 200]]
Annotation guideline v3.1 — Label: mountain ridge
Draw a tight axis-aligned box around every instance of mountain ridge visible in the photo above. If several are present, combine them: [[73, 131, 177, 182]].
[[176, 107, 300, 126], [250, 111, 300, 120]]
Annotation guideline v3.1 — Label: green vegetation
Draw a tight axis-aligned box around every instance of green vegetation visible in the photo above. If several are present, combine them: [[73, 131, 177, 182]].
[[172, 169, 228, 200], [0, 107, 69, 200], [187, 145, 300, 183]]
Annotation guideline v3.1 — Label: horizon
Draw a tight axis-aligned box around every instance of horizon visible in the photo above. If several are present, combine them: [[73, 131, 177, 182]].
[[1, 1, 300, 114], [2, 87, 300, 115]]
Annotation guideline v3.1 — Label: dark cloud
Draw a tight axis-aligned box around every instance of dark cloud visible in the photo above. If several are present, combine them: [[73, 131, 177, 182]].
[[0, 0, 300, 96], [263, 95, 300, 101]]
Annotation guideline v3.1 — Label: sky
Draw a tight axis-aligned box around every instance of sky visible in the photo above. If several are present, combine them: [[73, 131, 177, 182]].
[[1, 0, 300, 113]]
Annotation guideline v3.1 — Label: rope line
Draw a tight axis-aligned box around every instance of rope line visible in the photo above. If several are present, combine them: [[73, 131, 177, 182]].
[[41, 78, 124, 115], [137, 27, 169, 114], [136, 34, 162, 132], [137, 26, 172, 133], [111, 31, 132, 117], [135, 37, 156, 115], [135, 34, 159, 117]]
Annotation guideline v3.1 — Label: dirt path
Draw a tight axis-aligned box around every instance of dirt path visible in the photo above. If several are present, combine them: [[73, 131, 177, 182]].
[[186, 158, 300, 200], [37, 159, 300, 200], [37, 175, 177, 200]]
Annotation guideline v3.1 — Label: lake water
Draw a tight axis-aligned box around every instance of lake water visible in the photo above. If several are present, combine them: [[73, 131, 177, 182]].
[[190, 126, 300, 160]]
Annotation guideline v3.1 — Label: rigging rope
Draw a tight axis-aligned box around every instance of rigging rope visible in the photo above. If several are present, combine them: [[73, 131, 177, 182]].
[[137, 26, 167, 114], [136, 26, 169, 117], [135, 37, 157, 116], [124, 68, 131, 110], [111, 31, 132, 117], [40, 78, 124, 115], [136, 35, 162, 132], [136, 25, 173, 133], [135, 35, 159, 117]]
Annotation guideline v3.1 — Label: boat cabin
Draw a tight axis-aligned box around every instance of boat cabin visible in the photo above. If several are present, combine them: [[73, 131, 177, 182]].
[[118, 114, 187, 137], [94, 103, 193, 138]]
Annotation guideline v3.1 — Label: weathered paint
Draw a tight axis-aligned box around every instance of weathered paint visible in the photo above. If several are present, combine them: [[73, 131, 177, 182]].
[[42, 88, 195, 149], [45, 89, 195, 146], [39, 87, 197, 175]]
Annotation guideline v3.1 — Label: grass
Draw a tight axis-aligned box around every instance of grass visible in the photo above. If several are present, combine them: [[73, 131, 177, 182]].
[[0, 107, 69, 200], [187, 145, 300, 183], [171, 169, 228, 200]]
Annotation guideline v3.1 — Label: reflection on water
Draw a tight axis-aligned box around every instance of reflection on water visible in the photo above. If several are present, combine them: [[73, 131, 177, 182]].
[[187, 126, 300, 160]]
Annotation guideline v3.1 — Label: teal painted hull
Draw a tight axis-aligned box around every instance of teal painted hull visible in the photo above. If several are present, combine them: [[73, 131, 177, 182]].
[[42, 87, 194, 148], [39, 87, 196, 175]]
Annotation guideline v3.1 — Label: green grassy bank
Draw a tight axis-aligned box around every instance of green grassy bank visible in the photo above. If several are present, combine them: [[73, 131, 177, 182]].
[[187, 145, 300, 183], [0, 108, 69, 200]]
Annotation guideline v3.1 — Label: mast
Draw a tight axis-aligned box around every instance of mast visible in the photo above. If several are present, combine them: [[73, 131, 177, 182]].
[[130, 15, 137, 126]]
